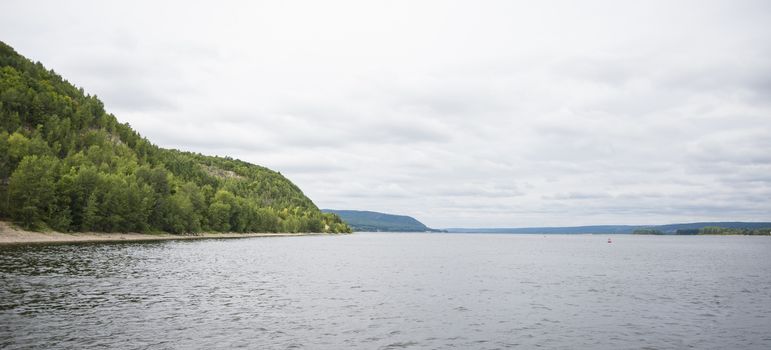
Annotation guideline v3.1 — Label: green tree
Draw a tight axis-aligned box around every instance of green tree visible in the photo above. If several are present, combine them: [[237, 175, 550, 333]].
[[82, 192, 99, 231], [8, 155, 59, 228], [208, 202, 231, 231]]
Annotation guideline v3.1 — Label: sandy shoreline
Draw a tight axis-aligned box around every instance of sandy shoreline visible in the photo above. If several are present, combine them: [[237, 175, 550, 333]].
[[0, 221, 316, 245]]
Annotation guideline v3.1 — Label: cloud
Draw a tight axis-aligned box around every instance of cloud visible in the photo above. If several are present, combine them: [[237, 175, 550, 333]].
[[2, 0, 770, 227]]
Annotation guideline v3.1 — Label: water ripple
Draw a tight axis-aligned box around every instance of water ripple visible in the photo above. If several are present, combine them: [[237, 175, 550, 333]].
[[1, 235, 771, 349]]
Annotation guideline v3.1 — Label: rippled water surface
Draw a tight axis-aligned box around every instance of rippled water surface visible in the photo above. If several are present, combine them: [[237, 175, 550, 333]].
[[1, 233, 771, 349]]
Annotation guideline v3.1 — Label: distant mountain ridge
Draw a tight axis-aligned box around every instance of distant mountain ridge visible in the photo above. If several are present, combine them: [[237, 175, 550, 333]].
[[322, 210, 440, 232], [445, 222, 771, 234]]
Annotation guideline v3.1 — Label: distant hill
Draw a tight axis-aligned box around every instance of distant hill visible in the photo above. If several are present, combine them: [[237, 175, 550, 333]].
[[322, 210, 440, 232], [445, 222, 771, 234]]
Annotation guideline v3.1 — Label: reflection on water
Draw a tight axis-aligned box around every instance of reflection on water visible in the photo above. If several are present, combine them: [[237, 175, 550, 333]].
[[1, 234, 771, 349]]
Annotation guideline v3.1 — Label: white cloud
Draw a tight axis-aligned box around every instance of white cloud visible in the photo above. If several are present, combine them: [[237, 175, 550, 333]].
[[2, 0, 770, 227]]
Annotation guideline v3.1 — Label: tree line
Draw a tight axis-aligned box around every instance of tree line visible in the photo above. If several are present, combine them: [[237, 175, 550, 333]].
[[0, 41, 350, 234], [697, 226, 770, 235], [632, 227, 770, 235]]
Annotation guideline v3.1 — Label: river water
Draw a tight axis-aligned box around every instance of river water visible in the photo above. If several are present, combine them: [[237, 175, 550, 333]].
[[1, 233, 770, 349]]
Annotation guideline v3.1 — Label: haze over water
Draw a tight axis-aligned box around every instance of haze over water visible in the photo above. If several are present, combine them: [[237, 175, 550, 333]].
[[2, 233, 770, 349]]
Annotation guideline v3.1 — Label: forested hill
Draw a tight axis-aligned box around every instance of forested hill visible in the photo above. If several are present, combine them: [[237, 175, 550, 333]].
[[0, 41, 350, 234], [323, 210, 439, 232]]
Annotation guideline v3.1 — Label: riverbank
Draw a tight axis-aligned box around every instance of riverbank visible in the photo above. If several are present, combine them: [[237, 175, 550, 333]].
[[0, 221, 316, 245]]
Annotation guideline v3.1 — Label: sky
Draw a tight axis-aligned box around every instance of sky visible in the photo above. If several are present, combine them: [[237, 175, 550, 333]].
[[2, 0, 770, 228]]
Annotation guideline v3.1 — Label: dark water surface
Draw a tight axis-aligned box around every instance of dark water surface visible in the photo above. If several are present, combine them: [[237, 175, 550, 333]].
[[1, 233, 770, 349]]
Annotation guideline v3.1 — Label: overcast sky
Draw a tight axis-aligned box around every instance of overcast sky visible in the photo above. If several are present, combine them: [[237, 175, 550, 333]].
[[2, 0, 770, 227]]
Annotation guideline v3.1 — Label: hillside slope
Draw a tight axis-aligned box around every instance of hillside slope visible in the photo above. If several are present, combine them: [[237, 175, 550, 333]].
[[323, 209, 438, 232], [0, 41, 349, 234]]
